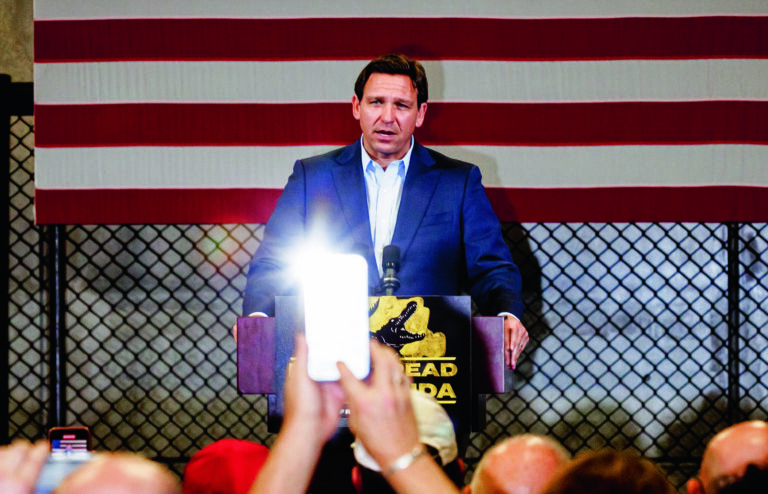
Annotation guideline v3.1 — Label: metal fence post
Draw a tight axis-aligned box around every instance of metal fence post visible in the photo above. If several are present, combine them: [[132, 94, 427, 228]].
[[45, 224, 68, 427], [726, 222, 742, 424], [1, 74, 11, 444]]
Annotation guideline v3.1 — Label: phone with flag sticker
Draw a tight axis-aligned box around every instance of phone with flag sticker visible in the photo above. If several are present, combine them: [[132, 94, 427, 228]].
[[48, 426, 91, 455]]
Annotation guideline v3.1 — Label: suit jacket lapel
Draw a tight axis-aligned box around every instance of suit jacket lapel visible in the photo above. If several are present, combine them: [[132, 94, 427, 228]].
[[392, 142, 439, 258], [331, 142, 379, 285]]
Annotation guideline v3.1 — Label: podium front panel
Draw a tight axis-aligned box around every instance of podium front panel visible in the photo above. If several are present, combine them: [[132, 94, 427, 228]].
[[238, 295, 489, 434]]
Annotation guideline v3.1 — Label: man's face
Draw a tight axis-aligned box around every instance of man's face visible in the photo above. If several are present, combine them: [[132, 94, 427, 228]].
[[352, 73, 427, 168]]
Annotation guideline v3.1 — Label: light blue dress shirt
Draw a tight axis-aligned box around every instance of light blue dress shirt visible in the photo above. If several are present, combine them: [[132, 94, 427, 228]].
[[360, 136, 414, 277]]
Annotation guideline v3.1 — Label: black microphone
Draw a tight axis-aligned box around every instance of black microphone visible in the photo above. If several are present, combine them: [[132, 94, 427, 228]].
[[380, 245, 401, 296]]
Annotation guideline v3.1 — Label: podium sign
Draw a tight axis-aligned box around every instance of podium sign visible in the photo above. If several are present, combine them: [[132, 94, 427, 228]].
[[369, 295, 471, 433]]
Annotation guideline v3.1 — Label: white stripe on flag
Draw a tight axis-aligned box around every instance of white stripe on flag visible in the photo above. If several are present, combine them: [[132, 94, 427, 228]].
[[34, 144, 768, 189], [34, 59, 768, 104], [33, 0, 768, 20]]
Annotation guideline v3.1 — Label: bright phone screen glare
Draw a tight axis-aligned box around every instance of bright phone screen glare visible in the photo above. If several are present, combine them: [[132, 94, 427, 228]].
[[302, 253, 370, 381]]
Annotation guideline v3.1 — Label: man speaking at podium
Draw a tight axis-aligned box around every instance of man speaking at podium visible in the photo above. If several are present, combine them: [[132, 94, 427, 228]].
[[242, 53, 528, 370]]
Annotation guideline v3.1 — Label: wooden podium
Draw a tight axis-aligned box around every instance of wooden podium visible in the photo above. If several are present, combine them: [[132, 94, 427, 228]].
[[237, 295, 508, 434]]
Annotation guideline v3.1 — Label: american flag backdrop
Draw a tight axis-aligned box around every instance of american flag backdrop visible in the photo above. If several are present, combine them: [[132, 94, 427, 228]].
[[33, 0, 768, 224]]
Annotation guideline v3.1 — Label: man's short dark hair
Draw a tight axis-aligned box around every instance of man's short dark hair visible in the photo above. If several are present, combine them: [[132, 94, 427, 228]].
[[354, 54, 429, 106], [544, 450, 674, 494]]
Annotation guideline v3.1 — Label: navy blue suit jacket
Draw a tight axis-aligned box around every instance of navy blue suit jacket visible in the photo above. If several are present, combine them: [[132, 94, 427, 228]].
[[242, 140, 523, 319]]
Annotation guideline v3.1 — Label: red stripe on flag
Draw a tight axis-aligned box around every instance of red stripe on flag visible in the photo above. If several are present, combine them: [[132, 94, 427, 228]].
[[35, 186, 768, 224], [34, 101, 768, 147], [486, 186, 768, 222], [34, 16, 768, 63], [34, 103, 358, 147], [35, 188, 283, 224]]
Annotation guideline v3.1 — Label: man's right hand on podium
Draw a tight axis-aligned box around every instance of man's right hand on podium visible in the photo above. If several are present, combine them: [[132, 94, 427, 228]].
[[232, 313, 267, 343]]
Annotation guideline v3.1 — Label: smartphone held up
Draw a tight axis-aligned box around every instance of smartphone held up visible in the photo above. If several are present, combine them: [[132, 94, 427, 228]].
[[34, 426, 93, 494], [300, 252, 371, 382]]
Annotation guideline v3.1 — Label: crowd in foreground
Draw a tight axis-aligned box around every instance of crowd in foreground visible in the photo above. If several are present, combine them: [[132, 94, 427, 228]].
[[2, 339, 767, 494]]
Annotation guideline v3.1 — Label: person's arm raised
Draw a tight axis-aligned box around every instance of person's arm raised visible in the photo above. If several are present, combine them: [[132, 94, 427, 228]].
[[337, 342, 460, 494], [248, 334, 344, 494]]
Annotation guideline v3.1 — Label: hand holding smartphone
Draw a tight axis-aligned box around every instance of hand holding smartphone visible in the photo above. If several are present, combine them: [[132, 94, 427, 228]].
[[34, 427, 93, 494]]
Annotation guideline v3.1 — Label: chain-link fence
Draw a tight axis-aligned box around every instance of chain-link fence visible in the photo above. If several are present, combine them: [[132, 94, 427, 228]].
[[474, 222, 767, 489], [7, 104, 768, 490]]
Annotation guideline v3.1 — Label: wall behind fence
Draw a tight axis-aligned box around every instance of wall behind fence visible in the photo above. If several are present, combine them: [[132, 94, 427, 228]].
[[8, 115, 768, 490]]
